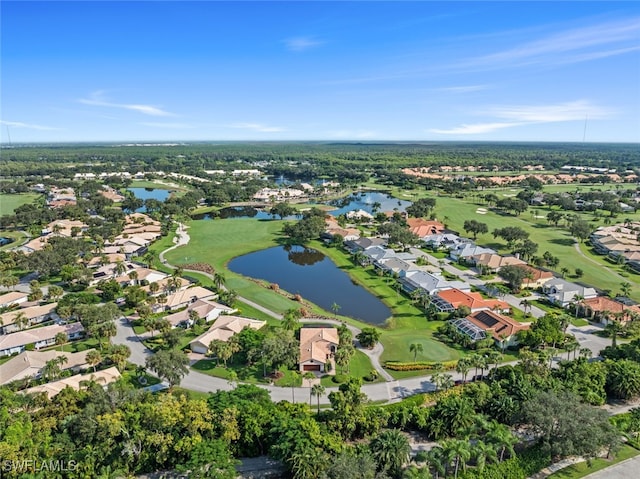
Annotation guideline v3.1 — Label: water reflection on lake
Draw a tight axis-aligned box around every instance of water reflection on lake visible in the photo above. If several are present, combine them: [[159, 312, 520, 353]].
[[228, 245, 391, 325], [329, 191, 411, 216], [127, 188, 171, 213], [191, 206, 299, 220]]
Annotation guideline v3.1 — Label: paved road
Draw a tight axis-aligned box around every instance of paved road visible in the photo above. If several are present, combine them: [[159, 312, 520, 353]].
[[581, 455, 640, 479]]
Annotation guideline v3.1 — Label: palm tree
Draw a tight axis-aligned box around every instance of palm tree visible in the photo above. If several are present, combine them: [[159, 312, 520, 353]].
[[12, 312, 29, 331], [560, 267, 569, 278], [86, 350, 102, 372], [282, 308, 302, 331], [213, 271, 226, 291], [621, 281, 632, 298], [331, 302, 341, 318], [370, 429, 411, 478], [113, 261, 127, 277], [485, 420, 517, 462], [303, 371, 316, 404], [311, 383, 325, 414], [410, 343, 424, 362], [579, 347, 593, 359], [472, 440, 498, 473], [572, 294, 584, 319], [606, 320, 626, 348], [55, 332, 67, 352], [425, 447, 446, 479], [455, 357, 471, 385], [519, 299, 532, 315], [441, 438, 471, 479]]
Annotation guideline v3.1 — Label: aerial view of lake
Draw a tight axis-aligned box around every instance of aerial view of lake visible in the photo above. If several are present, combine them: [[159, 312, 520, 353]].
[[228, 245, 391, 325], [191, 206, 299, 221], [328, 191, 411, 216], [128, 188, 171, 212]]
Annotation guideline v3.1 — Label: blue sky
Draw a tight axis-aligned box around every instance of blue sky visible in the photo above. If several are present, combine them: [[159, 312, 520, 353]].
[[1, 1, 639, 143]]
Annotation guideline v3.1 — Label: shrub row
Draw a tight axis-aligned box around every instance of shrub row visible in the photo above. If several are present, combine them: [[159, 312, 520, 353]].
[[384, 360, 458, 371]]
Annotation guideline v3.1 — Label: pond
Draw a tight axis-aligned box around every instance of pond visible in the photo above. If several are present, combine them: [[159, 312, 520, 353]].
[[228, 245, 392, 325], [128, 188, 171, 212], [191, 206, 299, 220], [328, 191, 411, 216], [128, 187, 171, 202]]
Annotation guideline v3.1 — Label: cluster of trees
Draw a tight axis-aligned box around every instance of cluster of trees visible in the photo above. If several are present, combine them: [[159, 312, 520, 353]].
[[282, 208, 328, 243]]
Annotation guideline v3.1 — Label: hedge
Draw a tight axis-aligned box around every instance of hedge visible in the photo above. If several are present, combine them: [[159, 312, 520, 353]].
[[385, 360, 459, 371], [459, 446, 550, 479]]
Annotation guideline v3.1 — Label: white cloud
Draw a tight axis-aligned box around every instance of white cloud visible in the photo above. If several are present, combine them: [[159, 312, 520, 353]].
[[140, 122, 195, 129], [227, 122, 285, 133], [490, 100, 613, 122], [460, 17, 640, 69], [0, 120, 60, 131], [78, 91, 174, 117], [430, 122, 523, 135], [434, 85, 489, 93], [430, 100, 614, 135], [284, 36, 324, 52]]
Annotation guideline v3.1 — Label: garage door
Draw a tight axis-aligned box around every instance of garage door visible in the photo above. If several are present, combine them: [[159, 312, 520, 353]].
[[303, 364, 321, 371]]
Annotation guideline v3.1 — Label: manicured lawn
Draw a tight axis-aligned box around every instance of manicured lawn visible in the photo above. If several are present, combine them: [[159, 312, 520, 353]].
[[164, 218, 307, 314], [0, 230, 28, 251], [194, 348, 376, 387], [0, 193, 40, 216], [549, 444, 640, 478]]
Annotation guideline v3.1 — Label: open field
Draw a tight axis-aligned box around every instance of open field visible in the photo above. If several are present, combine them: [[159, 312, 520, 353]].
[[0, 193, 40, 216], [164, 218, 302, 315]]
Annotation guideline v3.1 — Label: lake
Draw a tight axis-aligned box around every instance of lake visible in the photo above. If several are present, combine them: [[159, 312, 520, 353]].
[[128, 188, 171, 212], [228, 245, 392, 325], [191, 206, 299, 221], [328, 191, 411, 216]]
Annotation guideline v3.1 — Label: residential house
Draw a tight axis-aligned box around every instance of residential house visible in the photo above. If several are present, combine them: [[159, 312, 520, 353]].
[[344, 237, 386, 253], [299, 327, 339, 374], [0, 303, 59, 335], [158, 286, 217, 312], [0, 349, 94, 385], [399, 270, 471, 296], [0, 291, 29, 309], [432, 288, 510, 314], [542, 278, 598, 308], [346, 209, 374, 221], [422, 233, 470, 250], [375, 257, 417, 276], [164, 299, 237, 329], [472, 254, 526, 273], [449, 243, 496, 262], [518, 265, 555, 288], [579, 296, 640, 324], [189, 315, 266, 354], [0, 322, 85, 357], [451, 310, 530, 347], [406, 218, 445, 238], [19, 366, 121, 399]]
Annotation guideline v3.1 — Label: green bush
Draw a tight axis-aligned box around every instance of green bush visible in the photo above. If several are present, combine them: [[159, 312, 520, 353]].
[[332, 374, 347, 384], [385, 360, 458, 371]]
